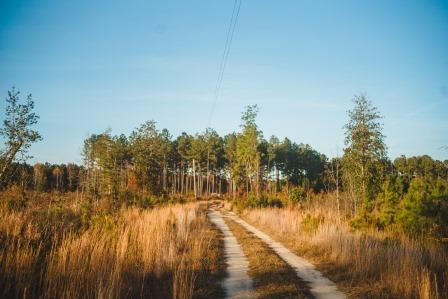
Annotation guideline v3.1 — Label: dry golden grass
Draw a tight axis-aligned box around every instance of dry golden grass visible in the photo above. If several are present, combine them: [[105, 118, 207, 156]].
[[0, 199, 224, 299], [237, 205, 448, 299]]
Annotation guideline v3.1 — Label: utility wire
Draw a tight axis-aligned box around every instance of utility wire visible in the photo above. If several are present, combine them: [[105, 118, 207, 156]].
[[215, 0, 238, 95], [207, 0, 242, 127], [215, 0, 241, 97], [205, 0, 242, 198]]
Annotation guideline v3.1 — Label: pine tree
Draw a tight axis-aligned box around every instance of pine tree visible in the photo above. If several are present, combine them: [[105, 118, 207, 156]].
[[343, 94, 388, 214], [236, 105, 261, 198]]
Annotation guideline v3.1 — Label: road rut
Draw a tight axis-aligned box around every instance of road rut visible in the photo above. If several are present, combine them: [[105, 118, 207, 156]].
[[208, 210, 254, 299]]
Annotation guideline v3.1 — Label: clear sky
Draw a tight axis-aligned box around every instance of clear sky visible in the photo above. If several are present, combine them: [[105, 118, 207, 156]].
[[1, 0, 447, 164]]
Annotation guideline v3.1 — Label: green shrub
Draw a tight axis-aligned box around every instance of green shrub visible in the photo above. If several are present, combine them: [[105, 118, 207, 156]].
[[248, 192, 269, 208], [397, 177, 448, 236], [349, 208, 377, 230], [140, 195, 155, 208], [289, 187, 306, 203], [376, 176, 402, 229], [268, 198, 283, 208], [231, 193, 284, 209]]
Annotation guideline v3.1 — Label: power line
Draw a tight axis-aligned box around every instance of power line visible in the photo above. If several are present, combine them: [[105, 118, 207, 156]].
[[215, 0, 241, 98], [207, 0, 242, 127], [215, 0, 238, 95]]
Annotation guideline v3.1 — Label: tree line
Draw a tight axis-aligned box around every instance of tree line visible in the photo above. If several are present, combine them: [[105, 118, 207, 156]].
[[1, 88, 448, 236], [8, 106, 328, 200], [78, 104, 333, 202]]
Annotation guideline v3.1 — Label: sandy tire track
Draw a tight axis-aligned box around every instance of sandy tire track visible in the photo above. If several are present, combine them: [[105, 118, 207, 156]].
[[208, 210, 254, 299]]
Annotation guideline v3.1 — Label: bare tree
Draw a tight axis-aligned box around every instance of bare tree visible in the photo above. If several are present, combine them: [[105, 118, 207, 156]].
[[326, 155, 342, 216]]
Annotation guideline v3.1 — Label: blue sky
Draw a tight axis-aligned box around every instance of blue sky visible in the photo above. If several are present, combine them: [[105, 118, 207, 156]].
[[1, 0, 447, 164]]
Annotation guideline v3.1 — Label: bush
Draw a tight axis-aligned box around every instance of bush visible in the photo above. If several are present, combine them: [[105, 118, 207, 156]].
[[349, 208, 377, 230], [289, 187, 306, 203], [398, 177, 448, 236], [140, 195, 156, 208], [268, 198, 283, 208], [376, 176, 402, 229], [247, 192, 268, 208], [246, 193, 283, 208]]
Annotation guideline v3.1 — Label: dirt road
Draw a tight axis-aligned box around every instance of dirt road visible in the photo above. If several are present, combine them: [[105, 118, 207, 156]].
[[208, 202, 346, 299]]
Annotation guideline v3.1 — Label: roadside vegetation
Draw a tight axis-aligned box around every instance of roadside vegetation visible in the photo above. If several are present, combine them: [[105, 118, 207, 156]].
[[231, 195, 448, 298], [0, 192, 224, 299]]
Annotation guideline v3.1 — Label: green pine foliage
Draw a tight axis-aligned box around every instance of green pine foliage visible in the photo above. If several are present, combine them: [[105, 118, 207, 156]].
[[376, 175, 403, 228], [342, 94, 388, 208], [355, 174, 448, 237], [398, 177, 448, 236]]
